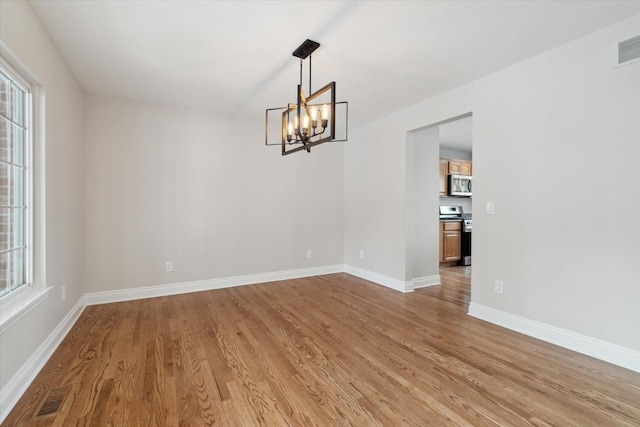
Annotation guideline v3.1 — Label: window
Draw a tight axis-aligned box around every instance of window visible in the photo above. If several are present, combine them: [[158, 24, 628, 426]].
[[0, 64, 31, 299]]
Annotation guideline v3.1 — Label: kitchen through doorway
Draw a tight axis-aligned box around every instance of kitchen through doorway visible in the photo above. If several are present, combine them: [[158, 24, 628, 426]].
[[438, 116, 473, 271], [404, 113, 473, 292]]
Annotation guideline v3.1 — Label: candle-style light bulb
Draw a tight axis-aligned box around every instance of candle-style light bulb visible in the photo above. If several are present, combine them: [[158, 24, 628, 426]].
[[321, 104, 329, 128], [302, 115, 309, 136], [310, 107, 318, 129], [287, 122, 293, 142], [294, 115, 299, 135]]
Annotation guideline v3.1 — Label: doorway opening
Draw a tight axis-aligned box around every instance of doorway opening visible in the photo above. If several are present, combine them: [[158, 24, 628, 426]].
[[405, 113, 473, 293], [438, 115, 473, 270]]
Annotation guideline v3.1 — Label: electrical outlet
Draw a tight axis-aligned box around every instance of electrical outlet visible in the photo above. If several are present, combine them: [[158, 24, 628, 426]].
[[306, 249, 312, 259], [61, 285, 66, 301], [494, 280, 504, 294], [165, 261, 173, 272], [359, 250, 364, 259]]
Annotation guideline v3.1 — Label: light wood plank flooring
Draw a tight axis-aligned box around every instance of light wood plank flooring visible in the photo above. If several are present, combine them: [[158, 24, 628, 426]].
[[4, 267, 640, 426]]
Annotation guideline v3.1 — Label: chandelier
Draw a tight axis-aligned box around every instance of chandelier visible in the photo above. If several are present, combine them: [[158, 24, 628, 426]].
[[265, 39, 348, 155]]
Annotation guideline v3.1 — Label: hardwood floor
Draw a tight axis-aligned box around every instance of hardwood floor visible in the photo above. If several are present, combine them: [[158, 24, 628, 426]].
[[4, 267, 640, 426]]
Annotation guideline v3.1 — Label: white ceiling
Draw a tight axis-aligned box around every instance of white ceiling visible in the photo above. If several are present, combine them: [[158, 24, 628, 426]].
[[27, 0, 640, 127]]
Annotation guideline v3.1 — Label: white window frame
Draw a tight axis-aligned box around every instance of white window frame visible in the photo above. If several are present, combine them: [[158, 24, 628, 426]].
[[0, 62, 32, 293], [0, 45, 49, 332]]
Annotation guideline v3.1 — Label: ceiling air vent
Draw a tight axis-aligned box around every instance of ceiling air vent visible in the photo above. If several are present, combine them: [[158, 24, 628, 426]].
[[618, 35, 640, 65]]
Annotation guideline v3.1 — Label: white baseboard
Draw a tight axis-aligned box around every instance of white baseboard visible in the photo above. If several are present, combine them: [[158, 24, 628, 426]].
[[408, 275, 440, 291], [85, 264, 344, 305], [0, 296, 86, 423], [468, 303, 640, 373], [343, 265, 440, 293], [344, 264, 412, 292]]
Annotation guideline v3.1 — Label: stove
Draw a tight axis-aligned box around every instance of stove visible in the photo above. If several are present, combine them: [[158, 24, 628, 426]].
[[439, 205, 464, 221]]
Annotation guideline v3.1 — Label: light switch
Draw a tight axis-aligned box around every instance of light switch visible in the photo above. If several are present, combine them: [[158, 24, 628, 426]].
[[486, 201, 495, 215]]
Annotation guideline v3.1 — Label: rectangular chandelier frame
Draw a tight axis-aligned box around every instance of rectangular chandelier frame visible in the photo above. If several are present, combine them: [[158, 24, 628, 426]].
[[265, 82, 348, 156]]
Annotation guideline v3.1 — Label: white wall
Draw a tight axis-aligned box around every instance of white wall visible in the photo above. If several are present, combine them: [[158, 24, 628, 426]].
[[0, 0, 85, 389], [84, 94, 344, 293], [345, 15, 640, 352], [406, 126, 440, 281], [344, 115, 408, 280]]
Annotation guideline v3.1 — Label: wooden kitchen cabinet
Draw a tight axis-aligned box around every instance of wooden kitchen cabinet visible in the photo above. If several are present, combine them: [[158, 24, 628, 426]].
[[440, 221, 461, 262], [460, 161, 472, 176], [447, 160, 461, 175], [439, 158, 449, 196], [447, 160, 472, 176]]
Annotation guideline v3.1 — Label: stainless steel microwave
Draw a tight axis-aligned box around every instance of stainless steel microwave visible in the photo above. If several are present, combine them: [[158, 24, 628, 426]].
[[448, 174, 472, 197]]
